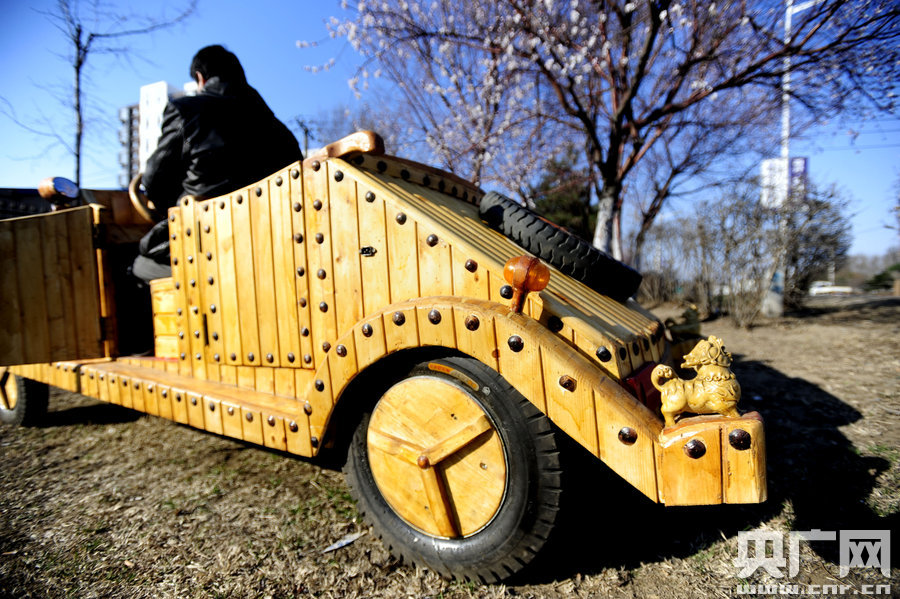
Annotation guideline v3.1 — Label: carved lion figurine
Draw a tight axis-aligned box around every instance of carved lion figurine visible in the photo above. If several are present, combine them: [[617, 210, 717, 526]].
[[652, 335, 741, 428]]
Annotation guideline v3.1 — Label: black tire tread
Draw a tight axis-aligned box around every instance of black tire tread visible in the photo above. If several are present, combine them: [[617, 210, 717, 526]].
[[478, 191, 642, 302], [0, 375, 49, 427]]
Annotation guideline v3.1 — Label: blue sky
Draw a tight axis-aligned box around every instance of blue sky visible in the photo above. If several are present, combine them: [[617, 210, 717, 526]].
[[1, 0, 897, 257]]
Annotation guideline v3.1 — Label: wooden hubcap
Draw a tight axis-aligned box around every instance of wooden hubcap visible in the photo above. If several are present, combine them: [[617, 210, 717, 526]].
[[0, 371, 18, 412], [367, 375, 507, 538]]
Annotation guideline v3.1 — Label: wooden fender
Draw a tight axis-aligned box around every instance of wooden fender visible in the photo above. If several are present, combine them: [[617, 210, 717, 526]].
[[307, 296, 663, 503]]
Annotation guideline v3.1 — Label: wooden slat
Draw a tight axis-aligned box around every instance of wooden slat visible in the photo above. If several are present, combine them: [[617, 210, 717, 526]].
[[65, 208, 102, 359], [179, 198, 206, 379], [231, 190, 261, 366], [167, 208, 192, 376], [0, 221, 24, 364], [416, 226, 452, 297], [330, 173, 364, 335], [249, 181, 280, 367], [386, 209, 419, 302], [40, 214, 68, 358], [289, 167, 314, 367], [16, 217, 51, 363], [197, 201, 223, 379], [357, 186, 391, 314], [304, 165, 337, 368], [270, 168, 302, 366], [214, 195, 243, 367]]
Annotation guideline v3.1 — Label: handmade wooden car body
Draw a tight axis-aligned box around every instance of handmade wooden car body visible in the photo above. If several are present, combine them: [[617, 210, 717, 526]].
[[1, 133, 765, 581]]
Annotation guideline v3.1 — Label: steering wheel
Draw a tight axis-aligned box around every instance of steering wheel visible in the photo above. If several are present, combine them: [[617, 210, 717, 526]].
[[128, 173, 159, 223]]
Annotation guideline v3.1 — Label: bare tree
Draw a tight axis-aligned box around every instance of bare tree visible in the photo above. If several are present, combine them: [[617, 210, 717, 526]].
[[40, 0, 196, 185], [319, 0, 899, 260]]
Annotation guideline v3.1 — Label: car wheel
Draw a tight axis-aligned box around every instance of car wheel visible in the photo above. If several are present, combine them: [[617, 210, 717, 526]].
[[344, 356, 561, 582]]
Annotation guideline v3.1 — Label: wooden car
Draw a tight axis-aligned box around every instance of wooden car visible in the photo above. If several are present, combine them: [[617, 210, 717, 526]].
[[0, 132, 765, 582]]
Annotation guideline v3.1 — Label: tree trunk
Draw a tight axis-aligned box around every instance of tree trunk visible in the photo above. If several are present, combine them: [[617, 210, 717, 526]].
[[592, 187, 617, 257]]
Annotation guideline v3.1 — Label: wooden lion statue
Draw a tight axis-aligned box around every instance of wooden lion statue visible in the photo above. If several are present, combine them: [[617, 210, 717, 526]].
[[652, 335, 741, 428]]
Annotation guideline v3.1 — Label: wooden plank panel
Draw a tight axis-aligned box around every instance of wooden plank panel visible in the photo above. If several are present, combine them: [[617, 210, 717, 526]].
[[197, 201, 223, 380], [249, 181, 280, 367], [170, 387, 189, 424], [66, 208, 102, 359], [289, 168, 314, 367], [143, 381, 159, 417], [187, 392, 205, 429], [237, 366, 255, 391], [722, 413, 767, 504], [353, 317, 386, 372], [386, 211, 419, 302], [274, 368, 296, 397], [167, 209, 192, 376], [330, 175, 364, 335], [540, 347, 598, 456], [15, 217, 50, 364], [203, 396, 224, 435], [451, 246, 489, 300], [357, 188, 390, 314], [222, 402, 243, 439], [231, 189, 261, 366], [179, 197, 206, 379], [0, 221, 24, 364], [415, 304, 455, 349], [214, 195, 243, 367], [285, 413, 312, 456], [107, 372, 121, 406], [262, 415, 288, 451], [382, 307, 418, 354], [130, 378, 146, 412], [40, 214, 68, 358], [328, 334, 358, 399], [304, 166, 337, 368], [241, 408, 264, 446], [416, 226, 452, 297], [255, 367, 275, 394], [118, 375, 133, 409], [658, 425, 722, 505], [157, 385, 173, 420], [495, 317, 546, 414], [451, 305, 497, 371], [307, 364, 332, 443], [270, 168, 302, 366]]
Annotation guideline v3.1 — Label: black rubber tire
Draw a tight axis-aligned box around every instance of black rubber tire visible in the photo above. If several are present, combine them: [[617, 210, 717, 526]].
[[344, 356, 562, 583], [0, 373, 49, 427], [478, 191, 642, 302]]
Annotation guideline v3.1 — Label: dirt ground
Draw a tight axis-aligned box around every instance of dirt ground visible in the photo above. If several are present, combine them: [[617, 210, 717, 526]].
[[1, 296, 898, 598]]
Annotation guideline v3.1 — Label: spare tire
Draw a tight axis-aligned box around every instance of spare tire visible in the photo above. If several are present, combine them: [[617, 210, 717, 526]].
[[478, 192, 642, 302]]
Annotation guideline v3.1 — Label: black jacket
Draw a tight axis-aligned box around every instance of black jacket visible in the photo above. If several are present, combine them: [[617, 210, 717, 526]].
[[142, 76, 302, 210]]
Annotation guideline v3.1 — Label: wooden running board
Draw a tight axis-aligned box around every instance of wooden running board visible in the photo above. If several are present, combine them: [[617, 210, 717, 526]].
[[74, 360, 314, 456]]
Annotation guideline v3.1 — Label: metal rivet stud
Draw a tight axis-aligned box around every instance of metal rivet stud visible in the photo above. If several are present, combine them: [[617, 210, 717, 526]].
[[267, 415, 276, 427], [395, 212, 407, 224], [214, 354, 220, 362], [304, 354, 312, 364], [315, 380, 325, 392], [297, 267, 306, 277], [365, 191, 375, 202], [317, 269, 326, 279], [204, 225, 210, 233], [301, 327, 310, 337], [319, 302, 328, 312], [426, 234, 438, 247], [428, 309, 441, 324], [304, 402, 313, 415], [245, 413, 254, 422], [618, 427, 638, 445], [294, 233, 303, 243], [548, 316, 564, 332], [291, 168, 300, 180], [376, 161, 386, 172], [266, 353, 274, 363], [508, 335, 524, 352], [209, 401, 216, 411], [255, 186, 263, 197], [499, 285, 514, 300], [334, 170, 344, 182], [161, 389, 167, 398], [684, 439, 707, 459], [618, 347, 628, 361], [227, 407, 234, 415], [299, 298, 307, 308], [596, 346, 612, 362], [336, 345, 347, 357], [465, 315, 480, 331], [293, 202, 302, 212], [236, 195, 243, 204], [465, 259, 477, 272], [311, 437, 319, 448], [313, 199, 322, 210], [247, 353, 255, 362], [312, 160, 320, 171], [275, 176, 283, 186], [392, 312, 406, 326], [558, 375, 577, 391], [210, 305, 217, 314], [315, 233, 324, 244], [206, 252, 212, 260], [287, 353, 295, 363], [230, 353, 237, 361], [729, 429, 752, 451], [191, 396, 198, 406], [208, 276, 214, 285], [322, 342, 331, 353], [190, 279, 196, 287], [400, 169, 410, 180], [289, 421, 299, 432], [361, 323, 373, 337]]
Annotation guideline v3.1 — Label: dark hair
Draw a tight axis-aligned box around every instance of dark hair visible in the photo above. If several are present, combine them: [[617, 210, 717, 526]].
[[189, 45, 247, 84]]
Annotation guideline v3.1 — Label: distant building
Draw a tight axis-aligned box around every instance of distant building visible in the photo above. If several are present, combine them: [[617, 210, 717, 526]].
[[118, 80, 197, 188]]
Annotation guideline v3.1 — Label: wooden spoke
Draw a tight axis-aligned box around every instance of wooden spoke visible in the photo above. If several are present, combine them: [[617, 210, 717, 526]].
[[0, 370, 16, 411], [367, 375, 507, 538]]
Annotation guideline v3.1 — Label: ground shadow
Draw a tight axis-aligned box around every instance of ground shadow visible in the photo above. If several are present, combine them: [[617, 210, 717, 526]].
[[515, 352, 893, 584], [788, 295, 900, 325], [40, 401, 142, 428]]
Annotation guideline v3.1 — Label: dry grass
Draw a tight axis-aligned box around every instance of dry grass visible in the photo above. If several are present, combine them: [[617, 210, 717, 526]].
[[2, 298, 898, 598]]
